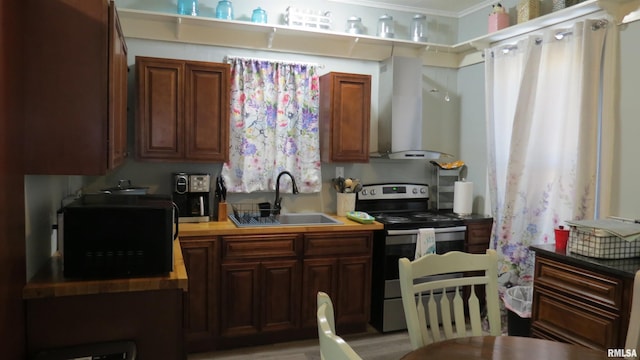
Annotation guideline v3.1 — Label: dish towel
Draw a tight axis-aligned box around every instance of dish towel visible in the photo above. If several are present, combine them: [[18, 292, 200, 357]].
[[415, 228, 436, 259]]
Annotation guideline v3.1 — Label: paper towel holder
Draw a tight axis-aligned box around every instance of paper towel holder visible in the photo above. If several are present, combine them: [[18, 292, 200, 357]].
[[453, 180, 473, 216]]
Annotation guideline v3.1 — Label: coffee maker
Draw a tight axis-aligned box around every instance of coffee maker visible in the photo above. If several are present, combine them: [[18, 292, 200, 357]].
[[172, 173, 211, 223]]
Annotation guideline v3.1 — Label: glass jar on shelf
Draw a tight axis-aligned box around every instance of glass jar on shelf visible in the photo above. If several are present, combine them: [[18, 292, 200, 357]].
[[345, 16, 364, 35], [177, 0, 198, 16], [215, 0, 234, 20], [377, 14, 394, 38], [251, 7, 267, 24], [410, 14, 427, 42]]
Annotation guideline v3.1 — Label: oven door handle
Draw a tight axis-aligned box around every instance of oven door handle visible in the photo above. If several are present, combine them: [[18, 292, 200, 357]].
[[386, 226, 467, 236]]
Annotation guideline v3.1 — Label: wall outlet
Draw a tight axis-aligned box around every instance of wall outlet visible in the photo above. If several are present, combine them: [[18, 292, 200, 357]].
[[336, 167, 344, 178]]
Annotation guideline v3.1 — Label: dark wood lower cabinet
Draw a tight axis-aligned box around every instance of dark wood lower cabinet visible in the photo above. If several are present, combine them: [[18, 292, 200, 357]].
[[220, 260, 300, 338], [302, 232, 372, 334], [181, 230, 373, 352], [181, 237, 218, 353], [26, 290, 185, 359], [530, 246, 636, 351]]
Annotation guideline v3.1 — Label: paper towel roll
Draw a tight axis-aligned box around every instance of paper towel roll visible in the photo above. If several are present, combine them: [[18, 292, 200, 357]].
[[454, 181, 473, 215]]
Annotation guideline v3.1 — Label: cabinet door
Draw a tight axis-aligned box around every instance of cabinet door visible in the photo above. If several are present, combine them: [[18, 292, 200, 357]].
[[320, 72, 371, 162], [261, 260, 300, 332], [108, 2, 128, 169], [25, 0, 116, 175], [180, 238, 217, 352], [336, 256, 371, 328], [185, 62, 230, 162], [302, 231, 373, 332], [136, 57, 184, 160], [301, 258, 338, 328], [220, 262, 260, 337]]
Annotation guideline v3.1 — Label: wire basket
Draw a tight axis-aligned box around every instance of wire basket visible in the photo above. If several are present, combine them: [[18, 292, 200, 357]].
[[228, 203, 280, 227], [568, 226, 640, 259]]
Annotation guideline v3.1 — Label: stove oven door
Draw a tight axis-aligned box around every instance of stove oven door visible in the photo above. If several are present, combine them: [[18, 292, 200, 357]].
[[380, 226, 466, 332], [383, 226, 466, 281]]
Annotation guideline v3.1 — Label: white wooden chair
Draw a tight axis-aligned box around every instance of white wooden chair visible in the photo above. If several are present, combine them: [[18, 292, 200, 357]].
[[317, 291, 362, 360], [398, 249, 502, 350], [625, 270, 640, 351]]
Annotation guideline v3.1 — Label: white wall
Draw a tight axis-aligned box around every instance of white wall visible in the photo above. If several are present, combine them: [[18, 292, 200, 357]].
[[24, 175, 83, 279], [613, 20, 640, 218]]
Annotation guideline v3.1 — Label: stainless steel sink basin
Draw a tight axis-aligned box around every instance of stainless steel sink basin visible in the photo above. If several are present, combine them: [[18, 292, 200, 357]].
[[228, 212, 342, 227], [277, 213, 342, 225]]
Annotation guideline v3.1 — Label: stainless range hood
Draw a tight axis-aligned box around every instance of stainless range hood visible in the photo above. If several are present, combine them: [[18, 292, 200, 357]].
[[375, 56, 451, 160]]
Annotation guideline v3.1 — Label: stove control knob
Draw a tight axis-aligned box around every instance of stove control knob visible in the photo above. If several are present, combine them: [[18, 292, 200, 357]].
[[370, 189, 376, 195], [361, 189, 368, 195], [412, 188, 418, 194], [420, 188, 427, 194]]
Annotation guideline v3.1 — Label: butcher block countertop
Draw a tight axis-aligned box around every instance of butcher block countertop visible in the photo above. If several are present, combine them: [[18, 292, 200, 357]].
[[23, 240, 188, 300], [178, 214, 384, 237]]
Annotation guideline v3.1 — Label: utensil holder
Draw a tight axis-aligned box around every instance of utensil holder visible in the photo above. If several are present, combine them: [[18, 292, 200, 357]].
[[217, 202, 228, 222], [336, 193, 356, 216]]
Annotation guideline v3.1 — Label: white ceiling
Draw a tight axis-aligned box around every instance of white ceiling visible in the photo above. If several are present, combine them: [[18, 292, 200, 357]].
[[328, 0, 495, 17]]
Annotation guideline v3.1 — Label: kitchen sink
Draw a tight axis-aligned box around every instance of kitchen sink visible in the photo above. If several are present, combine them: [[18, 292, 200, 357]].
[[229, 212, 342, 227], [278, 213, 342, 225]]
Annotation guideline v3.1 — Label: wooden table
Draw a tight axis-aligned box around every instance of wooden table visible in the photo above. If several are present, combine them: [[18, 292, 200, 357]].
[[399, 336, 606, 360]]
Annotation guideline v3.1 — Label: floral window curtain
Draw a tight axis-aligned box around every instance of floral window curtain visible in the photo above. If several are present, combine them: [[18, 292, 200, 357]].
[[484, 18, 614, 294], [221, 57, 322, 193]]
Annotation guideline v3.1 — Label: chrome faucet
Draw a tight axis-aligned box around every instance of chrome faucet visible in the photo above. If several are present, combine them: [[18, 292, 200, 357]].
[[273, 171, 299, 215]]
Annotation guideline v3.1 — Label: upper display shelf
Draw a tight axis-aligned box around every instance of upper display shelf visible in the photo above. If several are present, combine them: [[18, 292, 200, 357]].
[[118, 0, 639, 68]]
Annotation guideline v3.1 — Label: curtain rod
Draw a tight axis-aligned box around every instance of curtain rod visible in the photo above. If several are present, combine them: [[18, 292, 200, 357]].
[[224, 55, 325, 69], [490, 17, 609, 56]]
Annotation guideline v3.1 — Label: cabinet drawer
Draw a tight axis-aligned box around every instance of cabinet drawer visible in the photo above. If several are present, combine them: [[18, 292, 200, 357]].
[[466, 222, 492, 245], [532, 288, 620, 350], [535, 257, 623, 311], [304, 232, 372, 256], [466, 244, 489, 254], [222, 234, 300, 260]]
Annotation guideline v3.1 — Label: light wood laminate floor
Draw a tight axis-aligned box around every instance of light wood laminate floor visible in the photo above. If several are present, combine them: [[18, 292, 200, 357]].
[[188, 328, 412, 360]]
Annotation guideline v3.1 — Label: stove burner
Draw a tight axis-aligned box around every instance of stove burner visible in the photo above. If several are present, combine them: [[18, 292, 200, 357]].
[[410, 213, 455, 221], [377, 215, 411, 223]]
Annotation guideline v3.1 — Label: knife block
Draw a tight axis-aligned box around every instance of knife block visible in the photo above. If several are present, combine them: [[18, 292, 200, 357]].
[[217, 202, 228, 222]]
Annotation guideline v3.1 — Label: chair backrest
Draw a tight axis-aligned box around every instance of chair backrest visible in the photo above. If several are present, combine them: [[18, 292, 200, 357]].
[[625, 270, 640, 351], [398, 249, 501, 350], [317, 291, 362, 360], [317, 291, 336, 334]]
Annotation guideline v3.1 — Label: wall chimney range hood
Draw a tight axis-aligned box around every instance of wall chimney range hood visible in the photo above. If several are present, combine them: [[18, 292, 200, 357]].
[[374, 56, 452, 160]]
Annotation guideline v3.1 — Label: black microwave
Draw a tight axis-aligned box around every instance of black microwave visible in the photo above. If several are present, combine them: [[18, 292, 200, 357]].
[[61, 194, 178, 279]]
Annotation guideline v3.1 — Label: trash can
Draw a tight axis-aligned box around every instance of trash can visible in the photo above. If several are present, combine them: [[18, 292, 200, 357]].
[[503, 285, 533, 337]]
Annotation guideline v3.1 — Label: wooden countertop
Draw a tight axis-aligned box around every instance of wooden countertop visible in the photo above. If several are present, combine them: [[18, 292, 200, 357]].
[[23, 240, 188, 300], [530, 244, 640, 278], [178, 215, 384, 237]]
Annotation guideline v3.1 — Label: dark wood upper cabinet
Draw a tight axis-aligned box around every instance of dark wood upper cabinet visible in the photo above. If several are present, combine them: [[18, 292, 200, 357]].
[[25, 0, 128, 175], [320, 72, 371, 163], [135, 56, 230, 162], [109, 4, 128, 169]]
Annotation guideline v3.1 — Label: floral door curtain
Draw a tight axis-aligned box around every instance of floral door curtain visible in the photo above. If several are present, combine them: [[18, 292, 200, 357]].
[[485, 18, 615, 291], [222, 57, 322, 193]]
